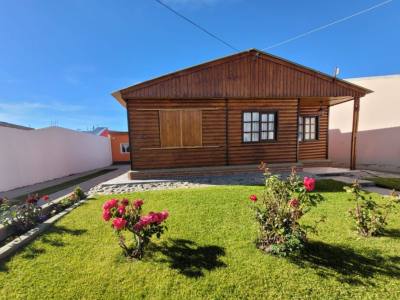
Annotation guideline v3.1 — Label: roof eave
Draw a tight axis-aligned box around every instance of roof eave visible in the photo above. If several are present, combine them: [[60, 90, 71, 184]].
[[112, 91, 126, 108]]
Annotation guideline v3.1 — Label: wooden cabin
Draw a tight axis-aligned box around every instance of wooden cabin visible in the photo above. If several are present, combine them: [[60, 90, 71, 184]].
[[112, 49, 372, 173]]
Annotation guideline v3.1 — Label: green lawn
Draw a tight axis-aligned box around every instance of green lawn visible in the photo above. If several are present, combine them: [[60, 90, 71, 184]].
[[366, 177, 400, 191], [12, 168, 117, 203], [1, 180, 400, 299]]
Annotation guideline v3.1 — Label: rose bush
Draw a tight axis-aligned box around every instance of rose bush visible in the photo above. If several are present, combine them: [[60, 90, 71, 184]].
[[345, 180, 399, 237], [248, 165, 324, 256], [0, 194, 49, 234], [102, 198, 168, 259]]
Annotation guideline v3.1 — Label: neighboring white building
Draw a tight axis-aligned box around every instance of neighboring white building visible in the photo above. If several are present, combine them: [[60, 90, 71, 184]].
[[329, 74, 400, 173], [0, 126, 112, 192]]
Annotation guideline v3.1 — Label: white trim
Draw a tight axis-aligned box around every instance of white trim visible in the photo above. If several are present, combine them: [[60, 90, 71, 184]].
[[120, 143, 130, 154]]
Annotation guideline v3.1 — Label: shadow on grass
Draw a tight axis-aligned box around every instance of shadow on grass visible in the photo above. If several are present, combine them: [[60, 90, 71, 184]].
[[0, 225, 87, 270], [289, 240, 400, 285], [150, 238, 226, 278], [314, 179, 348, 193], [382, 228, 400, 239]]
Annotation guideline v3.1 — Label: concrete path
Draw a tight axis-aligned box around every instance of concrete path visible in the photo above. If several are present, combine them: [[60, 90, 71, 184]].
[[363, 186, 396, 196], [0, 165, 130, 204]]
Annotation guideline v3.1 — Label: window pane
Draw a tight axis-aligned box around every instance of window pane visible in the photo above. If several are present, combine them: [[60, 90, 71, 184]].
[[298, 132, 303, 141], [311, 117, 316, 125], [305, 126, 310, 133], [268, 123, 274, 131], [243, 112, 251, 122], [268, 132, 274, 140], [305, 117, 310, 125], [261, 123, 268, 131], [305, 133, 310, 140], [252, 133, 259, 141], [243, 123, 251, 132], [261, 114, 268, 121], [252, 122, 259, 131], [268, 113, 275, 122], [310, 132, 316, 140], [252, 112, 259, 121], [243, 133, 251, 142], [299, 117, 303, 125], [261, 132, 267, 140]]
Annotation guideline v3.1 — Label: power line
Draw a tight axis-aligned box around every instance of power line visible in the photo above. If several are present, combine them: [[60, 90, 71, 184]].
[[262, 0, 393, 51], [154, 0, 239, 51]]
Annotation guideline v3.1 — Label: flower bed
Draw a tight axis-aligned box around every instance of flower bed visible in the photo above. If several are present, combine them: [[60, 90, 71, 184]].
[[0, 187, 86, 247]]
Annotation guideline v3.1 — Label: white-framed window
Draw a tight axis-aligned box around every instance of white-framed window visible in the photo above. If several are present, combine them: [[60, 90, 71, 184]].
[[298, 116, 318, 141], [243, 111, 277, 143], [120, 143, 130, 153]]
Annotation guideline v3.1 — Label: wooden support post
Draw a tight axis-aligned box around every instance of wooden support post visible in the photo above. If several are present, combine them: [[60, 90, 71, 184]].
[[350, 97, 360, 170]]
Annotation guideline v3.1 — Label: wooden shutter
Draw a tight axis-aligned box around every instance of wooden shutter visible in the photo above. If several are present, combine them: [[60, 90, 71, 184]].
[[182, 110, 202, 146], [159, 110, 182, 147], [159, 110, 203, 148]]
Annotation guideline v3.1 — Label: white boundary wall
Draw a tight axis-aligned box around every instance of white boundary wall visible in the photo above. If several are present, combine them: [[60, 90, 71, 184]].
[[329, 75, 400, 173], [0, 126, 112, 192]]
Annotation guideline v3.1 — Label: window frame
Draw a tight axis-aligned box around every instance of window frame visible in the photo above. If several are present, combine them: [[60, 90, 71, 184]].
[[242, 111, 278, 144], [298, 115, 319, 142], [120, 143, 130, 153]]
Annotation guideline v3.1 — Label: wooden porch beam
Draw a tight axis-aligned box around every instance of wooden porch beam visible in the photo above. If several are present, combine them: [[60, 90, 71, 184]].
[[350, 97, 360, 170]]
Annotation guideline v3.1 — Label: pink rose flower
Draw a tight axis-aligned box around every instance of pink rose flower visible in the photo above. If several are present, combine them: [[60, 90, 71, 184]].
[[134, 199, 144, 209], [102, 209, 111, 221], [160, 210, 169, 221], [288, 198, 300, 208], [121, 198, 129, 206], [134, 221, 144, 232], [303, 177, 316, 192], [117, 205, 126, 216], [249, 195, 257, 202], [103, 199, 118, 210], [112, 218, 127, 230]]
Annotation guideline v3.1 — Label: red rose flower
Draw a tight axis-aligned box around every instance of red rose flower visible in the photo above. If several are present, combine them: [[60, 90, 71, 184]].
[[134, 199, 144, 209], [117, 205, 126, 216], [249, 195, 257, 202], [303, 177, 316, 192], [121, 198, 129, 206], [112, 218, 127, 230], [42, 195, 49, 201], [102, 209, 111, 221], [103, 199, 118, 210], [288, 198, 300, 208]]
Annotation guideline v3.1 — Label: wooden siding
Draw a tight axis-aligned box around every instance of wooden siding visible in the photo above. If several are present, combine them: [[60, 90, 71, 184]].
[[128, 98, 300, 169], [127, 99, 226, 169], [121, 52, 365, 100], [298, 103, 329, 160], [227, 99, 298, 165]]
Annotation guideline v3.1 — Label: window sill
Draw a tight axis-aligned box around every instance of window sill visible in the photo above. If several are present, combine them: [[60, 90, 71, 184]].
[[241, 140, 278, 145]]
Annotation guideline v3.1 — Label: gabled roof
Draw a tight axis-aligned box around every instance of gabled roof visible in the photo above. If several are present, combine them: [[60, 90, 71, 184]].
[[112, 49, 372, 107]]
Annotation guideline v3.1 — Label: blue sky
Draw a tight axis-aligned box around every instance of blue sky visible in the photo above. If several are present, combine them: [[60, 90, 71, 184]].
[[0, 0, 398, 131]]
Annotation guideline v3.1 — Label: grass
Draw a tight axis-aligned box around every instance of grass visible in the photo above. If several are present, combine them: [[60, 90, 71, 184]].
[[366, 177, 400, 191], [13, 168, 117, 203], [1, 179, 400, 299]]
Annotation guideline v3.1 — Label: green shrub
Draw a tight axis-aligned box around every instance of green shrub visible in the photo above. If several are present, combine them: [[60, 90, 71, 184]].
[[345, 181, 399, 236], [73, 186, 86, 199]]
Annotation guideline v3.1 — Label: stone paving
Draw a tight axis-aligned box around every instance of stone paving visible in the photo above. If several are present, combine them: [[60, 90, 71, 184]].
[[87, 172, 266, 195], [87, 167, 400, 196]]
